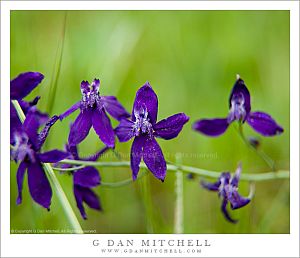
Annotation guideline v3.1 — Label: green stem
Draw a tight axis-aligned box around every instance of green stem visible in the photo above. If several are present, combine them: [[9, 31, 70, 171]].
[[102, 170, 148, 188], [47, 11, 67, 114], [52, 165, 85, 172], [11, 100, 26, 122], [59, 159, 289, 182], [174, 154, 184, 234], [11, 100, 83, 234], [237, 123, 276, 171], [140, 171, 155, 233]]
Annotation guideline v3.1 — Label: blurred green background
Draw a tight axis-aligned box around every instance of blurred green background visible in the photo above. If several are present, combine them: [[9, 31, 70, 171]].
[[10, 10, 290, 234]]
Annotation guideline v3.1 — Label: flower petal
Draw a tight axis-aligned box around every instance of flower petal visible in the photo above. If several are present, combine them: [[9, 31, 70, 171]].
[[74, 185, 102, 219], [115, 119, 135, 142], [68, 109, 92, 146], [10, 102, 23, 144], [38, 150, 68, 163], [200, 179, 221, 191], [27, 162, 52, 209], [130, 136, 145, 180], [73, 166, 101, 187], [246, 111, 284, 136], [228, 191, 251, 210], [37, 115, 59, 150], [80, 80, 90, 92], [230, 164, 241, 187], [16, 161, 28, 205], [59, 101, 81, 120], [221, 199, 238, 224], [229, 77, 251, 115], [18, 98, 49, 123], [23, 108, 43, 148], [11, 72, 44, 100], [193, 118, 229, 137], [19, 100, 49, 133], [91, 79, 100, 92], [11, 99, 46, 144], [132, 82, 158, 124], [81, 188, 101, 211], [154, 113, 189, 140], [92, 108, 115, 148], [64, 144, 79, 159], [102, 96, 130, 121], [143, 137, 166, 182]]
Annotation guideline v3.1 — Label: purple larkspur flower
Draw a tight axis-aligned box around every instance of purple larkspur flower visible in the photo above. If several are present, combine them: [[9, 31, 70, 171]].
[[115, 82, 189, 182], [10, 72, 48, 145], [59, 79, 130, 148], [60, 144, 108, 219], [193, 76, 284, 137], [11, 108, 68, 210], [201, 165, 251, 223]]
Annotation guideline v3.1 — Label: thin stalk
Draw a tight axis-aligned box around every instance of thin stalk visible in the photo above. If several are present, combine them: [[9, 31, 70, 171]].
[[52, 165, 85, 172], [174, 154, 184, 234], [102, 170, 148, 188], [59, 159, 289, 182], [11, 100, 26, 122], [11, 100, 83, 234], [237, 123, 276, 171], [43, 163, 83, 233], [140, 171, 155, 233]]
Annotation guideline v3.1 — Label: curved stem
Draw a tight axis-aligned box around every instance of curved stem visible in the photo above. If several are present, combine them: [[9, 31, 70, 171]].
[[102, 170, 148, 188], [11, 100, 83, 234], [59, 159, 289, 182], [237, 123, 276, 171], [52, 165, 85, 172]]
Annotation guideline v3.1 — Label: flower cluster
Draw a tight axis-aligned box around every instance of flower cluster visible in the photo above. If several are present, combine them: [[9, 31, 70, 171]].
[[193, 75, 284, 137], [201, 164, 251, 223], [10, 72, 283, 222], [10, 72, 68, 209]]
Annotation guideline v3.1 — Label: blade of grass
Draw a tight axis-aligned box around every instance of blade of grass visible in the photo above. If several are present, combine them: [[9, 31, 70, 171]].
[[46, 11, 67, 114]]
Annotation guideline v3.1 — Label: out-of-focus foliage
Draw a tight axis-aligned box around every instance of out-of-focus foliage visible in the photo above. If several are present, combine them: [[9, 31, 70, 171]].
[[10, 10, 289, 233]]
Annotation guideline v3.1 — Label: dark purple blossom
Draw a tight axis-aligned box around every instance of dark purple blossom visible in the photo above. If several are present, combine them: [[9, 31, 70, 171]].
[[193, 76, 284, 137], [59, 79, 130, 148], [201, 165, 251, 223], [60, 144, 108, 219], [10, 72, 48, 145], [11, 72, 44, 100], [11, 108, 68, 209], [115, 82, 189, 181]]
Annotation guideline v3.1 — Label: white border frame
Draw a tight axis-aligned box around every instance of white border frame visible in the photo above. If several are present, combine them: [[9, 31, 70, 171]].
[[1, 1, 299, 257]]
